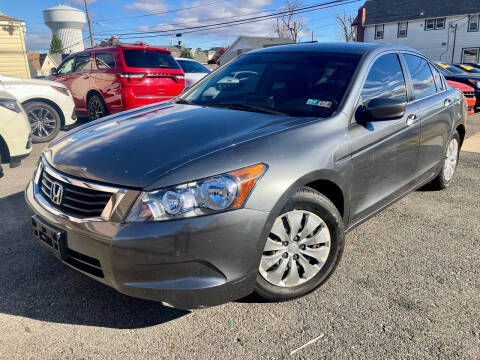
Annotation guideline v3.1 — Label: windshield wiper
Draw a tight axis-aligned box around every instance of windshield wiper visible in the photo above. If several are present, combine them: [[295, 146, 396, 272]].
[[202, 103, 288, 116]]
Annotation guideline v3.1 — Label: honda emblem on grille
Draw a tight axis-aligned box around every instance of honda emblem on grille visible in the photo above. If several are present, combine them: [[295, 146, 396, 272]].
[[50, 182, 63, 205]]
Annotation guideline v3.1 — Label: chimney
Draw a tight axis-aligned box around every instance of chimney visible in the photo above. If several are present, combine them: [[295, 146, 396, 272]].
[[178, 40, 183, 47], [356, 7, 366, 42]]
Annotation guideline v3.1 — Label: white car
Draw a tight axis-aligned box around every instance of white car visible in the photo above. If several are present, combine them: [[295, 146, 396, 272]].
[[0, 91, 31, 170], [175, 58, 211, 87], [0, 75, 76, 143]]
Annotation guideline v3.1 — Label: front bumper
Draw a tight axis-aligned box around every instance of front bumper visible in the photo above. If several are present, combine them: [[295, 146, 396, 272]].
[[25, 181, 269, 309]]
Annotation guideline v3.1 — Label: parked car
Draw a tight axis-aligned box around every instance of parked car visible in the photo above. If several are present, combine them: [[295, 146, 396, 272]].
[[447, 80, 476, 114], [0, 75, 76, 143], [454, 64, 480, 74], [48, 45, 185, 121], [0, 91, 31, 170], [436, 62, 480, 109], [26, 43, 466, 309], [460, 63, 480, 70], [175, 58, 211, 87]]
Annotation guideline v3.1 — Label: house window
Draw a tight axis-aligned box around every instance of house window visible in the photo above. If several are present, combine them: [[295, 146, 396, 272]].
[[435, 18, 445, 29], [398, 22, 408, 37], [375, 24, 384, 39], [462, 48, 479, 63], [425, 18, 445, 30], [468, 14, 479, 32], [425, 19, 435, 30]]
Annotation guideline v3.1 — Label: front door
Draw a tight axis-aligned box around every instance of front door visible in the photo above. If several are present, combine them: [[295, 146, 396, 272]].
[[348, 53, 420, 225], [69, 52, 94, 114]]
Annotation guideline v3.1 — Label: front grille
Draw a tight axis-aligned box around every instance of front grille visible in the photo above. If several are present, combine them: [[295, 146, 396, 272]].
[[40, 168, 112, 218], [464, 91, 475, 98]]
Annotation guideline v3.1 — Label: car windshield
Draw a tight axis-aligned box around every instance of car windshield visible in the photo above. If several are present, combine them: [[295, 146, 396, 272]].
[[179, 52, 361, 117], [122, 49, 180, 69], [177, 59, 210, 73]]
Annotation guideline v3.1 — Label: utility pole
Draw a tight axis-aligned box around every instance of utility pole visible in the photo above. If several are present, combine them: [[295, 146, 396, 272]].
[[83, 0, 94, 48]]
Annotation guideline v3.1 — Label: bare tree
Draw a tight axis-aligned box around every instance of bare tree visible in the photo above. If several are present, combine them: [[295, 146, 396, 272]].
[[274, 0, 306, 42], [336, 10, 356, 42]]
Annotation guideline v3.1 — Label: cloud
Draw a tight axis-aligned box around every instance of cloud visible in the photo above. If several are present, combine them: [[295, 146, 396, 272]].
[[126, 0, 280, 41], [124, 0, 168, 13], [25, 29, 52, 52]]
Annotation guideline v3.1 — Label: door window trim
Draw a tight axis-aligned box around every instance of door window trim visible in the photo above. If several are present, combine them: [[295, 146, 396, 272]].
[[400, 52, 444, 104], [73, 52, 93, 74], [349, 50, 410, 125]]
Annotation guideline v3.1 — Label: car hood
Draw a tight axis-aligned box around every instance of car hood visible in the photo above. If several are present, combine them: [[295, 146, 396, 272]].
[[0, 74, 66, 88], [45, 103, 304, 188]]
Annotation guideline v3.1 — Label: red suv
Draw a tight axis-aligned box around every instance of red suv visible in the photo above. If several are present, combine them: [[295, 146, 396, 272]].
[[49, 45, 185, 120]]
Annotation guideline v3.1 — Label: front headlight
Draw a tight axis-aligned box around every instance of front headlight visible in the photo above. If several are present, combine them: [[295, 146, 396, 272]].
[[51, 86, 70, 96], [127, 164, 267, 222], [0, 98, 21, 113]]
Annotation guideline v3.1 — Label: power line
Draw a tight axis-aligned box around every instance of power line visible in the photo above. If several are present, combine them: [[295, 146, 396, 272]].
[[95, 0, 230, 21], [95, 0, 359, 38], [102, 0, 360, 40]]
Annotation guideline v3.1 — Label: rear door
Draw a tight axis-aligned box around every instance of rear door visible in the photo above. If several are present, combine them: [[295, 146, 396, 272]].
[[402, 54, 454, 180], [92, 50, 123, 113], [69, 52, 94, 113], [348, 53, 420, 225]]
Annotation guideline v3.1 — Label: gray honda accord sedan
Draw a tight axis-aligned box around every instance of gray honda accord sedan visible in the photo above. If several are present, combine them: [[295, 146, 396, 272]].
[[26, 43, 466, 309]]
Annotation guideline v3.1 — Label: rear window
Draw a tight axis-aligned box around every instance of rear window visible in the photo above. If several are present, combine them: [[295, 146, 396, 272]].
[[122, 49, 180, 69]]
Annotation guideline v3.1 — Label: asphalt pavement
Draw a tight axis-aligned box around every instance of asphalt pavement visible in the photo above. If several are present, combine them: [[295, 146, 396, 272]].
[[0, 116, 479, 359]]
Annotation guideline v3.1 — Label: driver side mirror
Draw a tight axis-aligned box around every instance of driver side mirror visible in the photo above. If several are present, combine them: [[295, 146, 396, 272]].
[[357, 98, 407, 123], [50, 67, 58, 75]]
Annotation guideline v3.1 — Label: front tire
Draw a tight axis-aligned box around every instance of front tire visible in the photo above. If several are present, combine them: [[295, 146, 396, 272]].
[[254, 187, 345, 301], [88, 94, 108, 121], [430, 131, 460, 190], [23, 101, 61, 143]]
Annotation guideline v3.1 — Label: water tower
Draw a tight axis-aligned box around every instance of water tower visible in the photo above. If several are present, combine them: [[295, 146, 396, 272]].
[[43, 5, 86, 54]]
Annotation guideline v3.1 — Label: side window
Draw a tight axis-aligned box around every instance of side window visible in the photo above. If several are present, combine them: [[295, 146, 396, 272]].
[[404, 54, 437, 99], [360, 53, 407, 106], [58, 57, 75, 74], [430, 64, 445, 92], [96, 52, 116, 70], [74, 53, 93, 73]]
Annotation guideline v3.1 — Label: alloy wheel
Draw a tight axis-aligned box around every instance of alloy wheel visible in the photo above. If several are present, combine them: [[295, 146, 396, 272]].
[[259, 210, 331, 288], [27, 107, 57, 139], [89, 98, 104, 120], [443, 138, 459, 182]]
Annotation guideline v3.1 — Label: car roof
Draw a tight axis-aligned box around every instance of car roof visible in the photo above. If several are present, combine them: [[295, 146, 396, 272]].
[[84, 45, 172, 54], [251, 42, 422, 57]]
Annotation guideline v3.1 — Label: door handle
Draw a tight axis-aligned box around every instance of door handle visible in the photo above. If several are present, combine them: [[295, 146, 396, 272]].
[[444, 98, 452, 107], [82, 75, 89, 79], [406, 114, 418, 126]]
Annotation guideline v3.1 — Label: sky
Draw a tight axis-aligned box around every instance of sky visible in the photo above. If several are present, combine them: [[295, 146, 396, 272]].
[[2, 0, 362, 52]]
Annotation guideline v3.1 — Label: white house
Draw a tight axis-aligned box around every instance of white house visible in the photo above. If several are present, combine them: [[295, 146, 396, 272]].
[[354, 0, 480, 63], [218, 36, 294, 65]]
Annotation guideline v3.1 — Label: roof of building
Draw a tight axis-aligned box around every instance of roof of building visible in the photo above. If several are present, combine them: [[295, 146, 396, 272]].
[[0, 12, 24, 23], [355, 0, 480, 26], [236, 36, 294, 48], [27, 53, 48, 70], [194, 52, 208, 64]]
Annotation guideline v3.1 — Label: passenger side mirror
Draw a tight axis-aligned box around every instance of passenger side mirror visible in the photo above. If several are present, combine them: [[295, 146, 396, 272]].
[[50, 67, 58, 75], [361, 98, 407, 122]]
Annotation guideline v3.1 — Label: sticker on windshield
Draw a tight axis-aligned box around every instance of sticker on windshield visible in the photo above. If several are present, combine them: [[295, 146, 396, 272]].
[[306, 99, 332, 108]]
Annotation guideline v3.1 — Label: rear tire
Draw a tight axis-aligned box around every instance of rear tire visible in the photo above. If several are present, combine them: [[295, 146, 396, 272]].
[[430, 131, 460, 190], [23, 101, 61, 143], [254, 187, 345, 301], [88, 94, 108, 121]]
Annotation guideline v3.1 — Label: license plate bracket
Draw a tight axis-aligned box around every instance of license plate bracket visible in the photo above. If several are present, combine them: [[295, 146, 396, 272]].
[[32, 215, 67, 260]]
